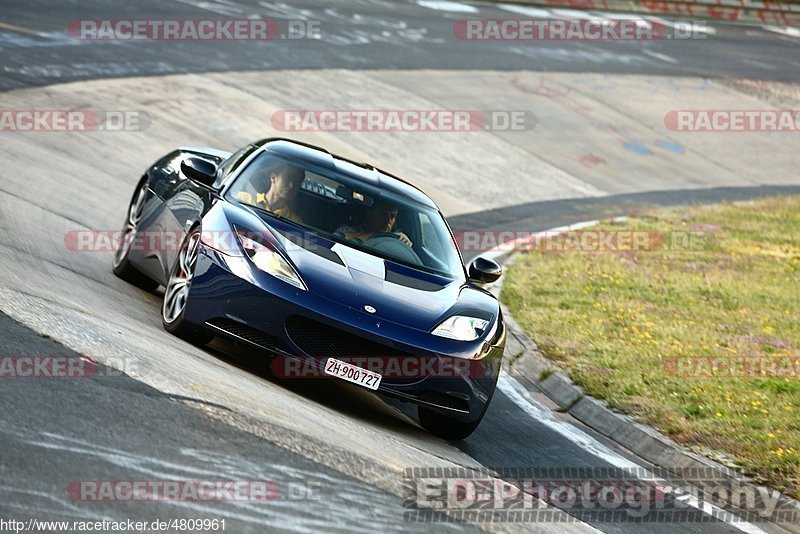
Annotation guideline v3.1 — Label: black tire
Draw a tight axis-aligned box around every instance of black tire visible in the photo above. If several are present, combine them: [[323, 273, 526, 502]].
[[418, 407, 483, 440], [112, 178, 159, 291], [161, 227, 213, 346]]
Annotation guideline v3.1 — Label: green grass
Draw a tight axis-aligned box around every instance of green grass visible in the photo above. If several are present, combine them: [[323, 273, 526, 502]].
[[502, 195, 800, 498]]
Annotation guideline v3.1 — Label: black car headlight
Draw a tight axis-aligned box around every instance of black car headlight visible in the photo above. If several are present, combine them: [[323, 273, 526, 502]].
[[432, 315, 489, 341], [235, 228, 307, 291]]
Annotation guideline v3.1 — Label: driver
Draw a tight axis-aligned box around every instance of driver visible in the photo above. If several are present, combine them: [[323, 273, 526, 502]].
[[236, 163, 305, 223], [337, 199, 412, 247]]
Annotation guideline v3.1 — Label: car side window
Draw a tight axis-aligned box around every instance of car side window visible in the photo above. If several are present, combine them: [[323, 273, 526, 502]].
[[215, 145, 258, 187]]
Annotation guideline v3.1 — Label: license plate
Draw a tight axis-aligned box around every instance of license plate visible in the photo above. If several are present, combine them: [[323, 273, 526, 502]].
[[324, 358, 382, 390]]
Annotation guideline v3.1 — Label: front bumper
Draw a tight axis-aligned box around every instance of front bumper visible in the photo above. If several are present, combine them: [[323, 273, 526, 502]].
[[184, 246, 505, 423]]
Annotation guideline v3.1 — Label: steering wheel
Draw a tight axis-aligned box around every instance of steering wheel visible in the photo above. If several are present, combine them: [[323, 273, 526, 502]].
[[365, 233, 422, 264], [366, 232, 408, 245]]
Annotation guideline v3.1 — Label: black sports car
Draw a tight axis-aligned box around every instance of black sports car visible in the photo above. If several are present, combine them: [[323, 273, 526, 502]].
[[112, 138, 505, 439]]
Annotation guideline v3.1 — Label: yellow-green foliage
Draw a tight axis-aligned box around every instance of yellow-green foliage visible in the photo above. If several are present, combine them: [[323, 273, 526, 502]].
[[503, 196, 800, 498]]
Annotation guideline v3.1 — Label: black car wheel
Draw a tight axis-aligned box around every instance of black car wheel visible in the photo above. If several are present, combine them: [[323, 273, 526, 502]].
[[112, 178, 158, 291], [418, 407, 484, 440], [162, 227, 213, 345]]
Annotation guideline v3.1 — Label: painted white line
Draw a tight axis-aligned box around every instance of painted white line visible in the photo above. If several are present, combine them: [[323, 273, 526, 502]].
[[0, 21, 46, 37], [643, 49, 679, 64], [498, 373, 771, 533], [763, 25, 800, 38], [498, 373, 641, 468], [592, 12, 652, 30], [416, 0, 478, 13], [256, 1, 315, 20], [550, 8, 608, 21], [174, 0, 244, 16], [496, 4, 551, 18], [647, 17, 717, 35], [482, 219, 603, 261], [742, 58, 777, 70], [671, 20, 717, 35], [648, 16, 678, 29]]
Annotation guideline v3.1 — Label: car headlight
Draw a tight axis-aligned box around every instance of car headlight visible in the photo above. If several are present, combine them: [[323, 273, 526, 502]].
[[432, 315, 489, 341], [235, 228, 307, 290]]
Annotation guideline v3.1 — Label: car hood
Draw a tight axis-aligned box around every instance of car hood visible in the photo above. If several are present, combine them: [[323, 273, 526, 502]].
[[266, 219, 495, 332]]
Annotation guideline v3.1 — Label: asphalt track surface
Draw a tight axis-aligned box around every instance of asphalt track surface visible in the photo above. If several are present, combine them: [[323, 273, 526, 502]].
[[1, 0, 799, 532], [1, 0, 800, 91]]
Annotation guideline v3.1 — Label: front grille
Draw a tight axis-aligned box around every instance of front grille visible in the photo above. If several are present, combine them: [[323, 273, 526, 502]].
[[285, 315, 425, 385], [285, 316, 412, 358], [206, 318, 282, 351]]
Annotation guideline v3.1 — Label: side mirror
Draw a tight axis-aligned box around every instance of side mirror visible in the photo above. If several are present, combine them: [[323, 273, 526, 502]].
[[181, 156, 217, 187], [468, 256, 502, 284]]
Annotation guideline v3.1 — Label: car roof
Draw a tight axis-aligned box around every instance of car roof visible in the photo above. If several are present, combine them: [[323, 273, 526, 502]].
[[255, 138, 438, 209]]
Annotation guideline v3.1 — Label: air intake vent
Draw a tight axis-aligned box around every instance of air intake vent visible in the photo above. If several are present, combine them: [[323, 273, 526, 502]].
[[206, 318, 281, 350], [286, 316, 410, 358], [285, 316, 427, 385]]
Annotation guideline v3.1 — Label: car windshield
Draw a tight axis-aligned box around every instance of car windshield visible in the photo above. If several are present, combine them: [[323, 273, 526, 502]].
[[225, 151, 464, 279]]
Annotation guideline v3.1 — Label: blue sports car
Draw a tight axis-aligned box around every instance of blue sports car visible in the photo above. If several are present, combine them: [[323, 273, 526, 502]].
[[112, 138, 505, 439]]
